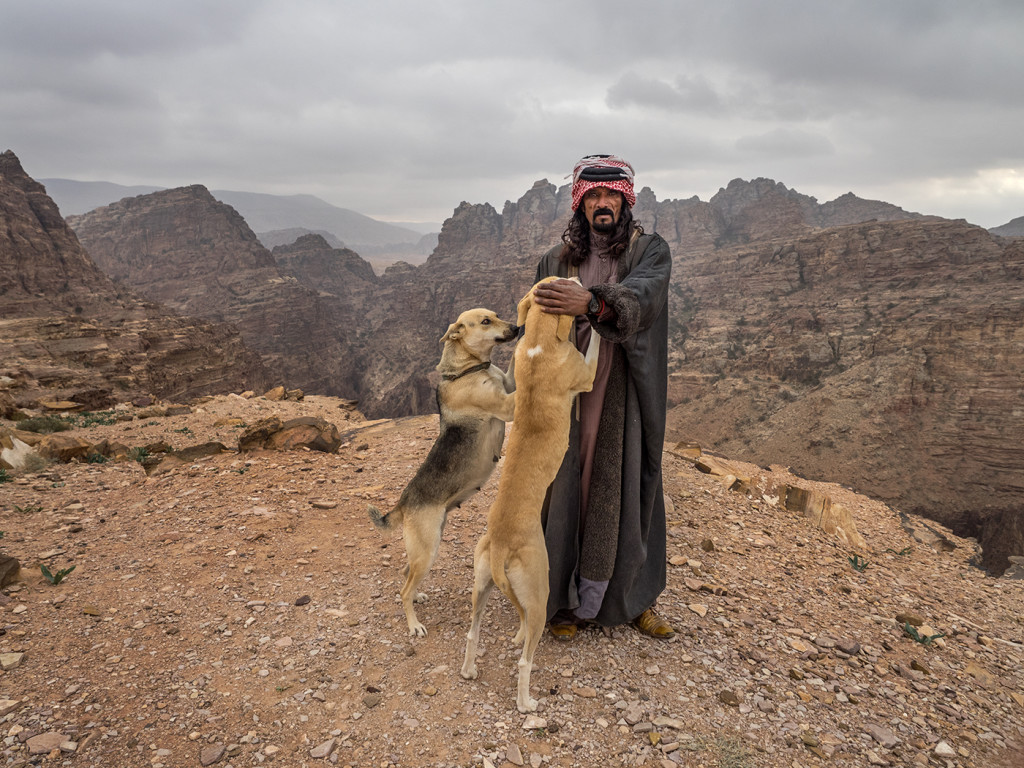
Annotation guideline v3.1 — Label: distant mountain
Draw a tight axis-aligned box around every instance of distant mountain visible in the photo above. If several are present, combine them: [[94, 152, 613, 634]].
[[39, 178, 437, 252], [39, 178, 165, 215], [257, 228, 347, 250], [990, 215, 1024, 237], [210, 189, 428, 249]]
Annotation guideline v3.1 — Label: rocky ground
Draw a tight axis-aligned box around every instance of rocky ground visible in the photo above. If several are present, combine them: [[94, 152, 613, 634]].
[[1, 394, 1022, 768]]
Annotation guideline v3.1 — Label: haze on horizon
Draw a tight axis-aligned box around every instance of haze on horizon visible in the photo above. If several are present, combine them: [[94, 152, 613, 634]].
[[2, 0, 1023, 229]]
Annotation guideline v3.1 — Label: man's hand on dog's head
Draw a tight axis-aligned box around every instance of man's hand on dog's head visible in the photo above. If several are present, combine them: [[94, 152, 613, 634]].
[[533, 279, 591, 316]]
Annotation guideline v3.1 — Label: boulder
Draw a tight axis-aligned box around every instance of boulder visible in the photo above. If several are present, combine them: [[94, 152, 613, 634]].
[[36, 433, 98, 463], [0, 427, 41, 471], [238, 416, 341, 453]]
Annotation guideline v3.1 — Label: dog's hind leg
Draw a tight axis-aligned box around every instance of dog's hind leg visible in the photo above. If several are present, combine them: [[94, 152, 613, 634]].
[[400, 504, 446, 637], [507, 548, 549, 713], [461, 537, 495, 681]]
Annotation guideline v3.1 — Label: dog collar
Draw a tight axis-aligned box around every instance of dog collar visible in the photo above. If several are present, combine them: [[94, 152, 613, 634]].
[[442, 362, 492, 381]]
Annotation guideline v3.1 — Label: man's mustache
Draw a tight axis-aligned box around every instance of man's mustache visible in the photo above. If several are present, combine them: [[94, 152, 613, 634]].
[[593, 207, 615, 218]]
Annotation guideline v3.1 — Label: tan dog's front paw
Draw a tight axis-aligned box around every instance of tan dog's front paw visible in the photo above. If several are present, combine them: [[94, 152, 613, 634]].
[[408, 620, 427, 638], [460, 663, 478, 680], [413, 592, 428, 603]]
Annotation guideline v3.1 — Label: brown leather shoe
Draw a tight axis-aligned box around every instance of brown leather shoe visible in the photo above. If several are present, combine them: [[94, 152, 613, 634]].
[[632, 608, 675, 639], [548, 622, 578, 641]]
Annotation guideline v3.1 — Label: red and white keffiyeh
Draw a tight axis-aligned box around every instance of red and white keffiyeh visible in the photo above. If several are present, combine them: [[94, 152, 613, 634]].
[[570, 154, 636, 211]]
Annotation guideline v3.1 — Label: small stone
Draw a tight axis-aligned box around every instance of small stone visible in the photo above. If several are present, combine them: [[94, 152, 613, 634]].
[[864, 723, 900, 749], [837, 638, 861, 655], [264, 745, 281, 757], [0, 652, 24, 671], [200, 743, 226, 766], [573, 686, 597, 698], [896, 612, 924, 627], [422, 686, 437, 696], [700, 538, 715, 552], [718, 690, 741, 707], [800, 731, 819, 747], [311, 500, 338, 509], [27, 732, 69, 756], [789, 668, 805, 681], [933, 741, 956, 758], [0, 699, 20, 717], [362, 693, 382, 708], [273, 636, 293, 648], [506, 742, 524, 766], [310, 738, 336, 759], [687, 604, 708, 617], [294, 595, 311, 606], [910, 659, 932, 675], [645, 665, 660, 675], [522, 715, 547, 730], [82, 605, 102, 616]]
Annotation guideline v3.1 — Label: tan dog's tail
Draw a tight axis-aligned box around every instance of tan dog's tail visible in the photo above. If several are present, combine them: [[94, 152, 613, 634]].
[[488, 541, 524, 615], [368, 504, 402, 531]]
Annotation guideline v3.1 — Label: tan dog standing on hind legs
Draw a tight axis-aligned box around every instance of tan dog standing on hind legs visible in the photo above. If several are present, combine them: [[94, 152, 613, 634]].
[[461, 277, 599, 713], [369, 308, 517, 637]]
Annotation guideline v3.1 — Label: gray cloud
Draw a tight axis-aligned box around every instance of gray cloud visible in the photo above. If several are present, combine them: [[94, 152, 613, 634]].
[[2, 0, 1022, 227]]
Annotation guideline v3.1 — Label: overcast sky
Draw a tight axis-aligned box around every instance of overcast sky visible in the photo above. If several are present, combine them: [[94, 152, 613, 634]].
[[3, 0, 1023, 228]]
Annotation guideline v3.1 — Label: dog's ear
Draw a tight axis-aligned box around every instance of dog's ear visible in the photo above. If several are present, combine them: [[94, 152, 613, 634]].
[[516, 292, 532, 328], [556, 312, 573, 342], [440, 322, 462, 344]]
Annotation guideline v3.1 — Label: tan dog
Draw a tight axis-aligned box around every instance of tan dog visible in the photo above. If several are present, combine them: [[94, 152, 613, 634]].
[[369, 308, 517, 637], [461, 277, 599, 713]]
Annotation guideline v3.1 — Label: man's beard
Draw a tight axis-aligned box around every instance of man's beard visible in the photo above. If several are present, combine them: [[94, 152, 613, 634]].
[[591, 208, 617, 233]]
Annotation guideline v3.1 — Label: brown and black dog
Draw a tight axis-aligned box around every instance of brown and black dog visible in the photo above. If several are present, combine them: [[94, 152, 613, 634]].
[[369, 308, 517, 637], [461, 277, 599, 712]]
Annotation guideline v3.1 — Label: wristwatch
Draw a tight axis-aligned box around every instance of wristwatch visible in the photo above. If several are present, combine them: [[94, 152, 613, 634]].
[[587, 293, 601, 315]]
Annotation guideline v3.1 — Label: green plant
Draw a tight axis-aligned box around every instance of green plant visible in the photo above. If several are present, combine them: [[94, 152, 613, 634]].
[[74, 410, 118, 428], [904, 622, 945, 645], [128, 446, 150, 463], [86, 453, 108, 464], [41, 564, 76, 585], [172, 426, 193, 434], [0, 468, 9, 484], [848, 554, 869, 572], [14, 504, 43, 514], [885, 547, 913, 556], [15, 415, 73, 434], [234, 466, 249, 475]]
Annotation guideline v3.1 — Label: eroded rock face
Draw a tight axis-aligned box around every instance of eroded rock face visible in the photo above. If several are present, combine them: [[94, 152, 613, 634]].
[[68, 186, 358, 398], [0, 150, 267, 406]]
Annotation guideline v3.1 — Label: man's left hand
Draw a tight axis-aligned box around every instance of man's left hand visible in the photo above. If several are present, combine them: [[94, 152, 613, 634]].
[[533, 279, 591, 316]]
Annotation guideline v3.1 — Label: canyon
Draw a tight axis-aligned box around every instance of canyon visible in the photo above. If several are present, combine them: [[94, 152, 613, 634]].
[[3, 150, 1022, 572]]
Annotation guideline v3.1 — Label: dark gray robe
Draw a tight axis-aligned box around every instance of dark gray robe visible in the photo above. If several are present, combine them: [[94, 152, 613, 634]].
[[535, 231, 671, 626]]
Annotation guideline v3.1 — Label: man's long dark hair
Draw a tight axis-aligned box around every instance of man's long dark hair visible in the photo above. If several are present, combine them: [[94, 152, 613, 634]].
[[559, 199, 641, 266]]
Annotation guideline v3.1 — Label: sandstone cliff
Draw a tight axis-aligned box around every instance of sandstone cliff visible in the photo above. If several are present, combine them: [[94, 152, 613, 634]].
[[68, 187, 361, 397], [0, 150, 266, 407]]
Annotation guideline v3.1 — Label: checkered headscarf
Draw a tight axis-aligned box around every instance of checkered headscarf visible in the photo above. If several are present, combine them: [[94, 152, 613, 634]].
[[570, 154, 636, 211]]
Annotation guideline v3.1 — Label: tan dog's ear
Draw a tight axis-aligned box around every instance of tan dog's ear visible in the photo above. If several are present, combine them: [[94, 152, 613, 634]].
[[556, 312, 573, 342], [517, 291, 532, 328], [440, 322, 462, 344]]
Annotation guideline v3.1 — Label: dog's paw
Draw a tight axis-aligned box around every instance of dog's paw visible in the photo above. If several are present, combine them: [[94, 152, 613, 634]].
[[413, 592, 428, 604], [516, 696, 538, 713], [408, 621, 427, 638], [460, 664, 478, 680]]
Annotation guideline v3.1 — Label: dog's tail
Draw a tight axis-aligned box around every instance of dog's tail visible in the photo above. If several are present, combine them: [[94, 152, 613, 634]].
[[488, 541, 524, 615], [368, 503, 402, 532]]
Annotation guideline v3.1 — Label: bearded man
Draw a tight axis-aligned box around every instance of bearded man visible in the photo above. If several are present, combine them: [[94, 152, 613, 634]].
[[531, 154, 674, 640]]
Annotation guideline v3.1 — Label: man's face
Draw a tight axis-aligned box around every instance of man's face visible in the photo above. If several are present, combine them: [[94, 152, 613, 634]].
[[582, 186, 624, 233]]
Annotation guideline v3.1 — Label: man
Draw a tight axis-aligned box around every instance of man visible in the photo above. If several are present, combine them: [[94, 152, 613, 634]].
[[531, 154, 674, 640]]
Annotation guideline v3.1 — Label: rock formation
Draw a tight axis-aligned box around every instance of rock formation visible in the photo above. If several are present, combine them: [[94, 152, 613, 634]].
[[0, 150, 267, 407], [68, 187, 360, 397]]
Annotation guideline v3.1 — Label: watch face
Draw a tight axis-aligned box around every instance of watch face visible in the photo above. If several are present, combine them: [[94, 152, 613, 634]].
[[589, 296, 600, 314]]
